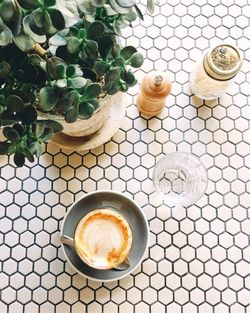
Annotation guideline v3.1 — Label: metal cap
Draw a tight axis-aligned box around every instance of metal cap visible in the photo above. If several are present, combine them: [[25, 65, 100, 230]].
[[203, 44, 243, 81]]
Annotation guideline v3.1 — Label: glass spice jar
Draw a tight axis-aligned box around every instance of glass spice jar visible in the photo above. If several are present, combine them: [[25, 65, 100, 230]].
[[189, 44, 243, 100]]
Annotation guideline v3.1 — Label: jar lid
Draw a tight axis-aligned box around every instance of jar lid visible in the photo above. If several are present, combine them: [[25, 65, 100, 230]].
[[203, 44, 243, 81]]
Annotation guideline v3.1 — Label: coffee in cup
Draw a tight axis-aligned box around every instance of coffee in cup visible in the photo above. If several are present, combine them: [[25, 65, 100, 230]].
[[73, 209, 132, 270]]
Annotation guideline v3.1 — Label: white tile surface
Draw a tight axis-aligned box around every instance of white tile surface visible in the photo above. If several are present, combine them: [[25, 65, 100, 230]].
[[0, 0, 250, 312]]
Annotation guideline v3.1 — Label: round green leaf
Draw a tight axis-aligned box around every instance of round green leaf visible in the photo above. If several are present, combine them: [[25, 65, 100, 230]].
[[33, 66, 47, 87], [106, 67, 121, 81], [112, 43, 121, 58], [70, 77, 87, 89], [46, 56, 66, 79], [82, 68, 98, 82], [129, 52, 143, 68], [13, 31, 34, 51], [120, 84, 129, 92], [97, 36, 114, 59], [56, 78, 67, 88], [84, 83, 101, 99], [113, 20, 124, 35], [88, 98, 99, 109], [19, 105, 37, 124], [86, 21, 105, 39], [90, 0, 106, 7], [48, 9, 65, 30], [33, 9, 48, 28], [86, 40, 98, 52], [33, 10, 51, 34], [35, 123, 45, 138], [29, 15, 46, 35], [0, 115, 20, 126], [4, 44, 28, 65], [40, 129, 53, 142], [62, 89, 80, 106], [54, 63, 66, 79], [38, 120, 63, 133], [0, 94, 4, 103], [76, 0, 95, 15], [39, 87, 57, 111], [0, 61, 10, 78], [17, 0, 40, 10], [120, 46, 137, 60], [13, 123, 25, 136], [78, 28, 86, 39], [23, 64, 39, 83], [65, 105, 78, 123], [123, 11, 137, 22], [74, 65, 83, 77], [5, 128, 20, 142], [12, 90, 26, 103], [49, 33, 67, 46], [107, 85, 121, 95], [86, 40, 98, 59], [49, 121, 63, 133], [6, 95, 24, 112], [79, 102, 95, 119], [14, 152, 25, 167], [23, 15, 46, 43], [104, 6, 117, 16], [113, 57, 125, 67], [66, 65, 76, 77], [3, 126, 11, 139], [103, 81, 112, 92], [67, 37, 81, 54], [123, 70, 135, 84], [0, 0, 15, 22], [116, 0, 136, 8], [94, 61, 110, 77], [147, 0, 155, 14], [29, 54, 42, 66], [109, 0, 130, 14], [7, 4, 23, 36], [0, 21, 12, 46], [80, 53, 95, 68]]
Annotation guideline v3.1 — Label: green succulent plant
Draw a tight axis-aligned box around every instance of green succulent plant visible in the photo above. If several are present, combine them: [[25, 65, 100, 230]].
[[0, 0, 156, 166]]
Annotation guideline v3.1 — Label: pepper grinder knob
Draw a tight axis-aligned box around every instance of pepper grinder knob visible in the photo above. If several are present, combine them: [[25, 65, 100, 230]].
[[136, 71, 172, 116]]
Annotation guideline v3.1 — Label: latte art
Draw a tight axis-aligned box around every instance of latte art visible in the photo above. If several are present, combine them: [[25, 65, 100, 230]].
[[75, 209, 132, 269], [82, 220, 124, 264]]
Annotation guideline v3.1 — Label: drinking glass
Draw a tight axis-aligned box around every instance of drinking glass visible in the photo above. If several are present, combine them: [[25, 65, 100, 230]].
[[153, 152, 208, 207]]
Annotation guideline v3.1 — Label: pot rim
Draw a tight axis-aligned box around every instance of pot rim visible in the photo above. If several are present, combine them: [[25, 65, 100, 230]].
[[37, 93, 114, 122]]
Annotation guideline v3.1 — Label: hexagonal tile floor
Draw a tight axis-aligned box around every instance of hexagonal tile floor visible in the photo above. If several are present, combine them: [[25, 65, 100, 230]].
[[0, 0, 250, 312]]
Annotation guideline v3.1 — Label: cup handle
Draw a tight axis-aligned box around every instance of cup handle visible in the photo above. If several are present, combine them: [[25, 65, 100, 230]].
[[60, 234, 75, 247]]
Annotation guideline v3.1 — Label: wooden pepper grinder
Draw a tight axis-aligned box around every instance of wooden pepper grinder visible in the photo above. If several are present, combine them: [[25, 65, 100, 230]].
[[136, 72, 172, 116]]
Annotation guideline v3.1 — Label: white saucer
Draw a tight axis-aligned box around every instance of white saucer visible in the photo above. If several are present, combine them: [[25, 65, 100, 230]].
[[49, 93, 127, 151]]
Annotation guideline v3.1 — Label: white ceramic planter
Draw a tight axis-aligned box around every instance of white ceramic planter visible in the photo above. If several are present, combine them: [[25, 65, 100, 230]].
[[39, 94, 114, 137]]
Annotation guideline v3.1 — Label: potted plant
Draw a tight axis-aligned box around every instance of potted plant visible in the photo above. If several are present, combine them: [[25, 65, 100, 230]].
[[0, 0, 155, 167]]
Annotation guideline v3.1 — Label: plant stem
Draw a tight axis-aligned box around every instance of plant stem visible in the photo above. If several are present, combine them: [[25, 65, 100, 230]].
[[32, 43, 46, 57]]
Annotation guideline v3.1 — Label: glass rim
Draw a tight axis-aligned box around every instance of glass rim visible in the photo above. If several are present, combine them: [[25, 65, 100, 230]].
[[152, 151, 208, 207]]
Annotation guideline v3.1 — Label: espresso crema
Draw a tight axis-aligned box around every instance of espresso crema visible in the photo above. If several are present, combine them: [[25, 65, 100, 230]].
[[74, 209, 132, 269]]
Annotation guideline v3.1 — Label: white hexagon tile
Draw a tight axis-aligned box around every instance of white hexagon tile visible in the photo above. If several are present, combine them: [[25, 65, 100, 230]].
[[1, 0, 250, 313]]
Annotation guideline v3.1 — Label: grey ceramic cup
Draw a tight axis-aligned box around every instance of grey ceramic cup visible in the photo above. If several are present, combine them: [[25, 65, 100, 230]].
[[60, 190, 149, 282]]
